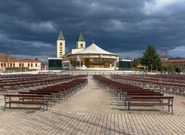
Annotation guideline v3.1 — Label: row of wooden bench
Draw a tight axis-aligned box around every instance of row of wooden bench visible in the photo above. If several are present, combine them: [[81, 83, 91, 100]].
[[111, 75, 185, 95], [93, 75, 174, 113], [1, 74, 87, 93], [0, 74, 68, 92], [3, 75, 88, 111]]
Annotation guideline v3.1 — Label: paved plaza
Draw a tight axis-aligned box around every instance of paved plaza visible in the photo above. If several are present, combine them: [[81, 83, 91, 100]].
[[0, 76, 185, 135]]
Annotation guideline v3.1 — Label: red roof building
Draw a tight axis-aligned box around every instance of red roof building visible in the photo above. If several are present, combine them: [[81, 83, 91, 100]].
[[0, 59, 41, 71], [162, 59, 185, 72]]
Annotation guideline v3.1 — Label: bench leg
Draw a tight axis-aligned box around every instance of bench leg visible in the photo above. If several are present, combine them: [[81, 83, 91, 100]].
[[42, 105, 45, 112], [9, 103, 11, 109], [46, 104, 48, 111], [128, 105, 131, 113], [4, 102, 7, 111], [124, 98, 127, 106], [120, 92, 122, 99], [171, 105, 174, 114], [127, 100, 131, 112], [167, 99, 174, 114]]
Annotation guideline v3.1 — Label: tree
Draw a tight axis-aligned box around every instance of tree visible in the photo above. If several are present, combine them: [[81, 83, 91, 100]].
[[131, 58, 141, 68], [141, 44, 162, 71], [0, 52, 12, 59]]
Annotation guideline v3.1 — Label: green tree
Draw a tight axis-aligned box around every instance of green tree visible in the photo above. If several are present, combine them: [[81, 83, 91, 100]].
[[141, 44, 162, 71], [131, 58, 141, 68]]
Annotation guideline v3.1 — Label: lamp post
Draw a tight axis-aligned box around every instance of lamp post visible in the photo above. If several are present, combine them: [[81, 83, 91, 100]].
[[149, 60, 153, 73]]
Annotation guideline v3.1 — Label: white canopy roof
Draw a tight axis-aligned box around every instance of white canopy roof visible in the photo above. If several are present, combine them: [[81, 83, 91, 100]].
[[74, 43, 117, 55]]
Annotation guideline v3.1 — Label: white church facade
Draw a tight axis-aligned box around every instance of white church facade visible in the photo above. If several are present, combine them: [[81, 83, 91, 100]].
[[54, 30, 119, 70]]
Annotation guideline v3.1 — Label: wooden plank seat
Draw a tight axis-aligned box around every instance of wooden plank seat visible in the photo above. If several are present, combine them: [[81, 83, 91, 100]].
[[35, 80, 87, 98], [127, 96, 174, 113], [29, 89, 65, 101], [36, 87, 69, 97], [4, 94, 49, 111], [18, 92, 57, 105], [117, 88, 163, 99], [113, 85, 159, 97], [126, 93, 163, 96]]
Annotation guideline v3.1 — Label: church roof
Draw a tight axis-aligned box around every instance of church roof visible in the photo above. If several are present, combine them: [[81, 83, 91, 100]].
[[74, 43, 117, 55], [58, 30, 65, 40], [77, 31, 85, 41]]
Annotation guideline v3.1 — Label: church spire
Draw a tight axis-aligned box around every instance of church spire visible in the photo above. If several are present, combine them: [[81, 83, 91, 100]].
[[58, 30, 65, 40], [77, 31, 85, 41], [76, 31, 86, 49]]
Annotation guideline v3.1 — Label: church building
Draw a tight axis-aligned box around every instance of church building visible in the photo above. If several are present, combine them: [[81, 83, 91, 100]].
[[55, 30, 119, 70]]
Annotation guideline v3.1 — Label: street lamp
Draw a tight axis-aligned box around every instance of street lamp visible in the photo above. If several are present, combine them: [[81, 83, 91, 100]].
[[149, 60, 153, 72]]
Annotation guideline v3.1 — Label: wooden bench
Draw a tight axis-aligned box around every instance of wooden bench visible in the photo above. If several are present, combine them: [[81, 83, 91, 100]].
[[29, 89, 66, 101], [4, 94, 49, 111], [94, 75, 175, 114], [18, 91, 57, 105], [127, 96, 174, 113]]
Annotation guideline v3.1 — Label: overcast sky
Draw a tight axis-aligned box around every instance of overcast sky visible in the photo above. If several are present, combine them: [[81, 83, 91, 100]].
[[0, 0, 185, 61]]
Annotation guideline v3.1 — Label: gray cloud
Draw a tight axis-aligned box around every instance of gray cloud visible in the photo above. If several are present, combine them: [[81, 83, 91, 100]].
[[0, 0, 185, 61]]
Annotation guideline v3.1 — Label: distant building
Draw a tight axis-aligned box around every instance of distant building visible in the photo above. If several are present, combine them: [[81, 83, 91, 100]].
[[0, 59, 41, 71], [64, 43, 118, 69], [54, 30, 119, 70], [48, 58, 62, 70], [160, 49, 169, 60], [162, 59, 185, 72], [41, 63, 48, 70], [118, 59, 131, 70]]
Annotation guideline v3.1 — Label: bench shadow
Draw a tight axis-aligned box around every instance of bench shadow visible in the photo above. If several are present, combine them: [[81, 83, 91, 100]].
[[49, 111, 132, 135], [3, 107, 41, 112], [114, 107, 161, 112]]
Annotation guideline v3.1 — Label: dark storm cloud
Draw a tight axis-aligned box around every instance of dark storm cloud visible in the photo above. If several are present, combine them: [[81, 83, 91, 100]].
[[0, 0, 185, 60]]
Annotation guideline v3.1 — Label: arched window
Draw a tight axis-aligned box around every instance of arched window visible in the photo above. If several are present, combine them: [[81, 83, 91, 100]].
[[80, 44, 83, 48], [60, 43, 63, 46]]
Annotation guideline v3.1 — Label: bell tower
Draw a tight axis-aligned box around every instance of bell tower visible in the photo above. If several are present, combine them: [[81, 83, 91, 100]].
[[57, 30, 65, 58], [76, 31, 86, 49]]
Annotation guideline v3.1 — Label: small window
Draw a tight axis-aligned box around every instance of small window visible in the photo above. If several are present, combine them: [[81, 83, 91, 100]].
[[80, 44, 83, 48], [35, 63, 37, 67], [60, 43, 63, 46]]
